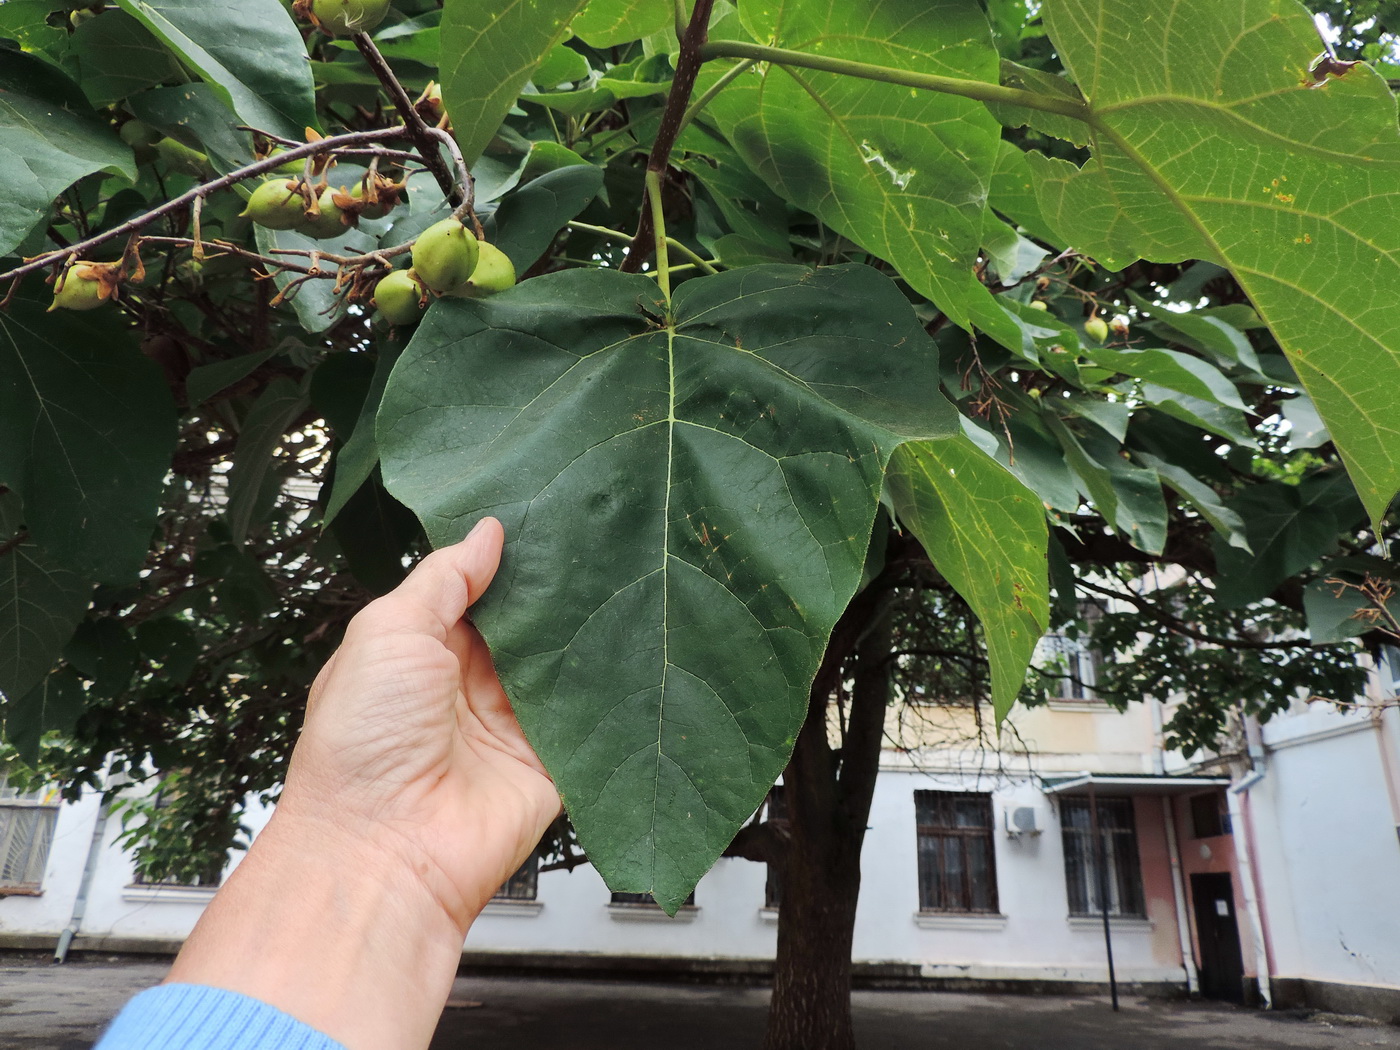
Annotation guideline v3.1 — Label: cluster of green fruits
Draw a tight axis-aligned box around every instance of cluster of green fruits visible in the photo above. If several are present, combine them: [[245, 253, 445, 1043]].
[[371, 218, 517, 325], [241, 171, 403, 240]]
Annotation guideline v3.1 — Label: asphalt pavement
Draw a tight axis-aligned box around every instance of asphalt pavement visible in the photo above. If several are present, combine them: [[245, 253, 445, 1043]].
[[2, 956, 1397, 1050]]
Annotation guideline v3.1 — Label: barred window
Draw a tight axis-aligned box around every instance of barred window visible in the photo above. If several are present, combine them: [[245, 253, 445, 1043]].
[[494, 854, 539, 901], [1039, 603, 1105, 701], [0, 770, 59, 892], [1060, 797, 1146, 918], [914, 791, 999, 913], [609, 890, 696, 907], [764, 786, 787, 909]]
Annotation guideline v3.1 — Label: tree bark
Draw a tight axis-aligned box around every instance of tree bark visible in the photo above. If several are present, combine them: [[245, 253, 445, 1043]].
[[763, 601, 894, 1050]]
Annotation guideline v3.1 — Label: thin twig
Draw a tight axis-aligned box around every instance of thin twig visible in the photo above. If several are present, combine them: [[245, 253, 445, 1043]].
[[0, 127, 413, 288], [619, 0, 718, 273], [352, 32, 462, 207]]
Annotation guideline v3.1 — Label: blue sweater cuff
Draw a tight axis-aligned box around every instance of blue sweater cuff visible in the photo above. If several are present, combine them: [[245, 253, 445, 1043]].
[[95, 983, 347, 1050]]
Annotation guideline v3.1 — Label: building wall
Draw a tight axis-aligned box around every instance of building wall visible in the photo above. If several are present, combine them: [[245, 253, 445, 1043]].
[[1249, 706, 1400, 993]]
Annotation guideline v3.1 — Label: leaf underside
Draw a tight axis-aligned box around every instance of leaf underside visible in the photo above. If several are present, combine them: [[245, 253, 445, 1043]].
[[1036, 0, 1400, 525], [378, 264, 956, 911]]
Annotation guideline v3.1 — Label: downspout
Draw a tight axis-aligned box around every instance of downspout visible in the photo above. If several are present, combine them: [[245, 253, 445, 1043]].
[[1227, 763, 1272, 1009], [1372, 704, 1400, 849], [1152, 699, 1199, 994], [54, 795, 111, 964], [1162, 795, 1200, 995]]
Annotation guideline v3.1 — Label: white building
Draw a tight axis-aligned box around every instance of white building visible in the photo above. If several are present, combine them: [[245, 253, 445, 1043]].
[[3, 647, 1398, 1022]]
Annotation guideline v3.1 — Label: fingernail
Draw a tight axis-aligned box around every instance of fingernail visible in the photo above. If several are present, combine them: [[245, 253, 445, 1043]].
[[465, 518, 489, 542]]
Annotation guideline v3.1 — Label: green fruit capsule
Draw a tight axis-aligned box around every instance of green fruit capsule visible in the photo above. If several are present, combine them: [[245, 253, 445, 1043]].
[[311, 0, 390, 36], [372, 270, 428, 325], [447, 241, 515, 298], [1084, 316, 1110, 343], [266, 148, 308, 175], [1028, 300, 1049, 311], [50, 267, 108, 312], [412, 218, 479, 294], [243, 180, 308, 231], [299, 187, 349, 240]]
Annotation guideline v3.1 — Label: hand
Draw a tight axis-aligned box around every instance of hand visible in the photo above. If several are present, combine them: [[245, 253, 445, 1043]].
[[282, 515, 561, 927], [168, 519, 559, 1050]]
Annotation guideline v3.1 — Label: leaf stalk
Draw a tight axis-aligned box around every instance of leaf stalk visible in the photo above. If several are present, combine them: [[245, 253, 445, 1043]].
[[698, 40, 1092, 122], [646, 169, 671, 303]]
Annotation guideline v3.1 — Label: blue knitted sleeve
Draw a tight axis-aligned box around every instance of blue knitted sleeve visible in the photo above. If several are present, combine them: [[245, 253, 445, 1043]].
[[95, 984, 347, 1050]]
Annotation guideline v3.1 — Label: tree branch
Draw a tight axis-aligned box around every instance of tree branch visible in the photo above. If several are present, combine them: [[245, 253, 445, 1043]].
[[618, 0, 717, 272], [0, 127, 413, 289], [1075, 578, 1321, 651], [351, 32, 462, 207]]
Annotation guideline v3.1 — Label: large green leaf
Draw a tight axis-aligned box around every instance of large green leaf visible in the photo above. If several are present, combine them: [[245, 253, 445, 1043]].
[[571, 0, 672, 48], [113, 0, 317, 140], [485, 164, 604, 271], [0, 49, 134, 258], [886, 435, 1049, 719], [703, 0, 1005, 330], [0, 493, 90, 709], [378, 264, 955, 911], [0, 292, 177, 583], [1212, 470, 1366, 607], [67, 10, 185, 108], [7, 669, 86, 768], [440, 0, 592, 166], [1037, 0, 1400, 525], [227, 377, 310, 547]]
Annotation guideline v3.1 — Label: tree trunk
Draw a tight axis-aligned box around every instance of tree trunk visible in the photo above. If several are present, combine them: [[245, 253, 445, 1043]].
[[763, 603, 894, 1050]]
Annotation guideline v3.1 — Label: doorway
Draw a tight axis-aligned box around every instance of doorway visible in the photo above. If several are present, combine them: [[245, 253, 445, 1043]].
[[1190, 872, 1245, 1002]]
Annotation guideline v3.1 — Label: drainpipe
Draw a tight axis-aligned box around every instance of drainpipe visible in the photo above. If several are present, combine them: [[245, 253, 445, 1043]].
[[1161, 795, 1200, 995], [1227, 766, 1272, 1009], [54, 795, 111, 964], [1371, 703, 1400, 849]]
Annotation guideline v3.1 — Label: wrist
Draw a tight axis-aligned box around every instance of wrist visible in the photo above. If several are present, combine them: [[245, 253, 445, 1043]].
[[168, 806, 468, 1050]]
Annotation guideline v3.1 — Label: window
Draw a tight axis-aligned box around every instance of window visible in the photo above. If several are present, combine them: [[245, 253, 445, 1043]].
[[1039, 605, 1104, 701], [494, 855, 539, 901], [0, 770, 59, 893], [609, 890, 696, 907], [914, 791, 999, 914], [764, 786, 788, 909], [1382, 645, 1400, 696], [129, 787, 226, 888], [1060, 797, 1146, 918], [1189, 792, 1230, 839]]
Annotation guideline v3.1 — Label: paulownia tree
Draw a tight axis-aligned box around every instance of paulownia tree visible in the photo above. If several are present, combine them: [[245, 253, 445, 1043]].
[[2, 1, 1399, 1047]]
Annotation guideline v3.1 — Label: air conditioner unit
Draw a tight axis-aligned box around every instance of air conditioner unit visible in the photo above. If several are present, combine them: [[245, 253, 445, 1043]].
[[1006, 806, 1041, 836]]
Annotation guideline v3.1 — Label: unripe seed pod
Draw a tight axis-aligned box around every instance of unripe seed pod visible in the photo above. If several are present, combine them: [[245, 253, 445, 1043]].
[[1028, 300, 1049, 311], [372, 269, 428, 325], [49, 264, 109, 312], [299, 187, 350, 240], [1084, 316, 1110, 343], [446, 241, 515, 298], [412, 218, 479, 294], [310, 0, 390, 36], [242, 179, 308, 231]]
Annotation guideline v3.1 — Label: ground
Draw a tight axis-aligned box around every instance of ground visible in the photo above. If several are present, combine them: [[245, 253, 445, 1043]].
[[1, 956, 1398, 1050]]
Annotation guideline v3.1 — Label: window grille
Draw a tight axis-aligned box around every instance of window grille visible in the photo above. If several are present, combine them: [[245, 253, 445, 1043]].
[[494, 855, 539, 901], [1060, 797, 1146, 918], [0, 771, 59, 891], [914, 790, 999, 913]]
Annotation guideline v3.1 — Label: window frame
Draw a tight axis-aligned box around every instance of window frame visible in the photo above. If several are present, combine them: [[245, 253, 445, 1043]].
[[1059, 796, 1147, 919], [0, 772, 60, 894], [913, 790, 1000, 915]]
